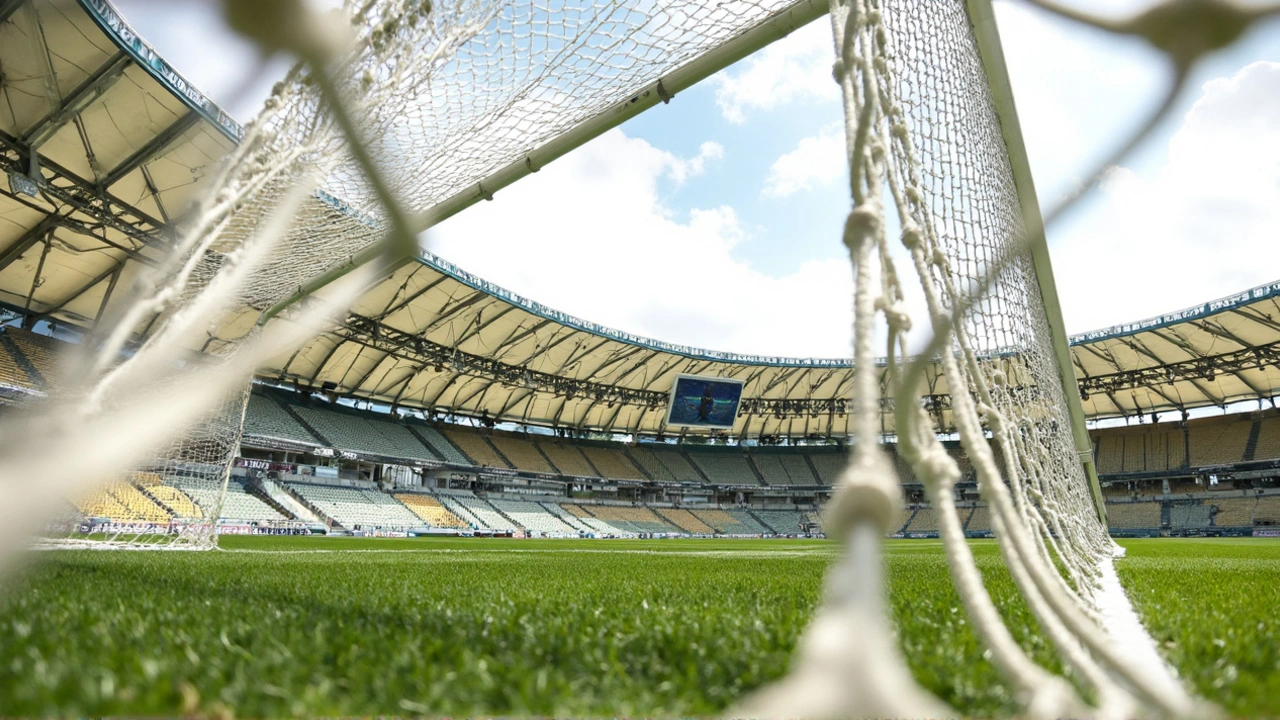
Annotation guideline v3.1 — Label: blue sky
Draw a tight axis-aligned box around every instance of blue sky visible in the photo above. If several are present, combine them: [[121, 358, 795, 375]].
[[115, 0, 1280, 359]]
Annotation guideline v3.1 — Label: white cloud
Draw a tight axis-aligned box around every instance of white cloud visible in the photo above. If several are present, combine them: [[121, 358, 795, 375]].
[[668, 141, 724, 185], [1052, 61, 1280, 334], [710, 20, 838, 123], [763, 124, 846, 198], [430, 130, 854, 358]]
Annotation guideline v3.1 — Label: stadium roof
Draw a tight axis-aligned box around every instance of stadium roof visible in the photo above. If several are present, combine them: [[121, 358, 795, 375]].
[[3, 0, 1278, 439], [0, 0, 240, 329]]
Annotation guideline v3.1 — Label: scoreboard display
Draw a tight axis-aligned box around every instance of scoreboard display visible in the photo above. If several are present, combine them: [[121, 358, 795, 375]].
[[664, 374, 744, 429]]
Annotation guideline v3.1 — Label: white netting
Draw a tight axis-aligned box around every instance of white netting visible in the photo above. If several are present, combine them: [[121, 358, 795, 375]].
[[19, 0, 826, 554], [743, 1, 1210, 718]]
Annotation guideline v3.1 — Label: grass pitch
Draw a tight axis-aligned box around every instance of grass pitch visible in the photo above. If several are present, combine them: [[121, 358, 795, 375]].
[[0, 537, 1276, 717]]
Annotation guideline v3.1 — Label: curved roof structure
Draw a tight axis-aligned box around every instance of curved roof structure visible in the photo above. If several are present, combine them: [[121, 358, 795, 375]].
[[3, 0, 1278, 439], [0, 0, 240, 328]]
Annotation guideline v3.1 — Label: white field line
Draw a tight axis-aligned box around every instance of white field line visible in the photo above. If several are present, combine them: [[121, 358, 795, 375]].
[[1094, 556, 1187, 698]]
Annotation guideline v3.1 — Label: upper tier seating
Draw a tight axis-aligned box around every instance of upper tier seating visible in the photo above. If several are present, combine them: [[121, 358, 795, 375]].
[[290, 405, 428, 458], [1254, 417, 1280, 462], [1104, 501, 1161, 530], [488, 435, 553, 474], [1188, 420, 1252, 466], [442, 429, 510, 468], [628, 446, 702, 483], [5, 329, 61, 389], [752, 452, 819, 485], [0, 334, 34, 391], [687, 451, 757, 485], [536, 441, 598, 477], [395, 494, 468, 528], [414, 425, 471, 464], [488, 498, 578, 534], [243, 394, 317, 443], [579, 446, 643, 480], [654, 507, 716, 534], [289, 483, 423, 529], [807, 451, 846, 484]]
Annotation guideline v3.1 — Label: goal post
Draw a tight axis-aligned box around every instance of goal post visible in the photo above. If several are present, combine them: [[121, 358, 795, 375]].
[[965, 0, 1109, 524]]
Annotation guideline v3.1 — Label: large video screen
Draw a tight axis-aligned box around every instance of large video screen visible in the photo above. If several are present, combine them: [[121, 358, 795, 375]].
[[664, 374, 744, 429]]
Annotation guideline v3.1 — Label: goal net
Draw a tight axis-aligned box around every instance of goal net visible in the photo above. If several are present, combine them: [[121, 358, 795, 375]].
[[742, 1, 1208, 718]]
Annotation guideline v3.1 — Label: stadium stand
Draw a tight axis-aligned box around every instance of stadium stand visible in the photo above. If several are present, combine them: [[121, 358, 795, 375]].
[[434, 494, 486, 529], [289, 405, 419, 458], [539, 502, 595, 533], [75, 481, 171, 522], [1254, 416, 1280, 462], [0, 334, 35, 391], [288, 483, 423, 529], [688, 450, 759, 485], [170, 478, 285, 523], [489, 498, 579, 534], [690, 508, 768, 535], [5, 329, 60, 388], [451, 494, 519, 531], [752, 508, 810, 534], [488, 435, 554, 474], [259, 479, 322, 522], [560, 504, 632, 536], [147, 485, 203, 519], [243, 394, 319, 443], [414, 425, 471, 464], [395, 494, 468, 528], [578, 446, 644, 480], [443, 428, 511, 468], [586, 505, 678, 534], [1210, 498, 1256, 528], [536, 441, 598, 477], [1169, 502, 1212, 531], [1104, 501, 1161, 531], [905, 508, 939, 534], [1188, 419, 1252, 467], [807, 451, 846, 484], [654, 507, 716, 534], [966, 505, 991, 533], [645, 446, 705, 482], [1254, 496, 1280, 525]]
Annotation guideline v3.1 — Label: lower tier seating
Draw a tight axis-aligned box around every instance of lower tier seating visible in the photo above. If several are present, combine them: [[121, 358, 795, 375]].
[[1104, 502, 1161, 530], [395, 494, 468, 528], [654, 507, 716, 534]]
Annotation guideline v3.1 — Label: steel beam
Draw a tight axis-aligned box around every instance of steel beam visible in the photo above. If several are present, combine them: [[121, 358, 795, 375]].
[[101, 111, 199, 188], [22, 51, 131, 149]]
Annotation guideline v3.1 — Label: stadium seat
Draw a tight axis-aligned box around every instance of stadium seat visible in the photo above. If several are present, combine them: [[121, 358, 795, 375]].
[[686, 451, 758, 485], [654, 507, 716, 534], [578, 446, 644, 480], [586, 505, 678, 534], [536, 441, 598, 477], [286, 483, 422, 529], [488, 435, 554, 474], [488, 498, 579, 534], [441, 428, 511, 468], [904, 508, 939, 534], [1210, 498, 1256, 528], [751, 508, 811, 534], [395, 494, 468, 528], [1104, 501, 1161, 530], [243, 394, 319, 444]]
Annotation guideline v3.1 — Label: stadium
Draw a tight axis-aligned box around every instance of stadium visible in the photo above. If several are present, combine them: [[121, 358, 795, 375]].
[[0, 0, 1278, 717]]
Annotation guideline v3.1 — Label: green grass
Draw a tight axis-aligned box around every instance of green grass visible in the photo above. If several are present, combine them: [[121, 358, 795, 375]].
[[0, 536, 1276, 717]]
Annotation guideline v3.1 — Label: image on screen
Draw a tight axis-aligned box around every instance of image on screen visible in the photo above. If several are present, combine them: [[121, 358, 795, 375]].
[[664, 375, 744, 429]]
